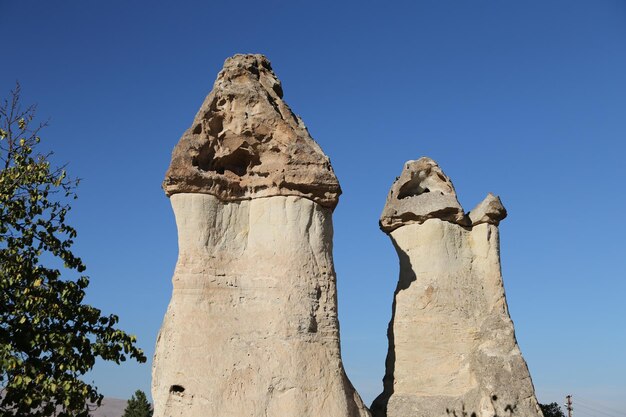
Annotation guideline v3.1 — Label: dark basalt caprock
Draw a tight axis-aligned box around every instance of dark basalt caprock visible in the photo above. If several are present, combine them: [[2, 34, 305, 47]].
[[163, 54, 341, 209], [468, 192, 507, 226], [373, 157, 542, 417], [379, 157, 468, 232]]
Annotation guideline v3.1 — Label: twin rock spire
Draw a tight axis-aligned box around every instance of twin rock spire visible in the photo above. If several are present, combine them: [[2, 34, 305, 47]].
[[152, 54, 544, 417]]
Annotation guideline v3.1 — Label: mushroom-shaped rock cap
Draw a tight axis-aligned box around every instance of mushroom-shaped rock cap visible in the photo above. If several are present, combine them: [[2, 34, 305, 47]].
[[380, 157, 468, 233], [469, 193, 507, 226], [163, 54, 341, 209]]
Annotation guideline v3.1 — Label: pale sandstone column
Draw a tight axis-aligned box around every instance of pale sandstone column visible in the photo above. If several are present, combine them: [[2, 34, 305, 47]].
[[152, 54, 370, 417], [372, 158, 543, 417]]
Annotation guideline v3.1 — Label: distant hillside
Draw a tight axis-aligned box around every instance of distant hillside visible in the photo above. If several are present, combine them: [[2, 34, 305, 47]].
[[91, 398, 127, 417]]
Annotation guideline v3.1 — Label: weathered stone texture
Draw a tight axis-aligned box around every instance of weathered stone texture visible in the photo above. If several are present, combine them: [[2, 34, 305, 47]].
[[163, 54, 341, 209], [372, 158, 543, 417], [469, 193, 507, 226], [379, 158, 468, 233], [152, 54, 369, 417]]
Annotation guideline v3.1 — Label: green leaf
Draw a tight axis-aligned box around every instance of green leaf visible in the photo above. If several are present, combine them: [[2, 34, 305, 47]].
[[0, 84, 146, 417]]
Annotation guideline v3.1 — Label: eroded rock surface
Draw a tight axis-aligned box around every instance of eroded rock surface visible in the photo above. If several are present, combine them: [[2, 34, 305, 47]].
[[152, 54, 369, 417], [469, 193, 507, 226], [372, 158, 543, 417], [163, 54, 341, 209], [379, 158, 468, 233]]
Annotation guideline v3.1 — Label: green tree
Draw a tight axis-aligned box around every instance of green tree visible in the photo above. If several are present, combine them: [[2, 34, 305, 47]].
[[0, 84, 146, 417], [540, 402, 566, 417], [122, 390, 153, 417]]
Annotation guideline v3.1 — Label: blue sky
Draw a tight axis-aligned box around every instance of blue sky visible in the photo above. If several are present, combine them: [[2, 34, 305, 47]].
[[1, 1, 625, 415]]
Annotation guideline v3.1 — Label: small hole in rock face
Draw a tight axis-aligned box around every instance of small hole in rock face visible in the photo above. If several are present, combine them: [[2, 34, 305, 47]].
[[397, 187, 430, 199], [170, 385, 185, 394], [208, 115, 223, 134], [492, 395, 498, 401], [248, 65, 259, 76], [261, 60, 272, 71], [272, 82, 283, 98]]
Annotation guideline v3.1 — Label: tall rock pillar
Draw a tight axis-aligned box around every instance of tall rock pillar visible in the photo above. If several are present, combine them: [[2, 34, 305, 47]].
[[372, 158, 543, 417], [152, 54, 370, 417]]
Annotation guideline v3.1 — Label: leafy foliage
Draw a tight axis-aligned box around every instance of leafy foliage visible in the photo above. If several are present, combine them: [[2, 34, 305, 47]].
[[539, 402, 565, 417], [122, 390, 153, 417], [0, 84, 146, 417]]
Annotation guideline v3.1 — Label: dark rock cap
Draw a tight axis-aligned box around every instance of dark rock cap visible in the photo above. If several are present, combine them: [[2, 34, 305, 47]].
[[163, 54, 341, 209], [380, 157, 467, 233], [468, 193, 507, 226], [380, 157, 507, 232]]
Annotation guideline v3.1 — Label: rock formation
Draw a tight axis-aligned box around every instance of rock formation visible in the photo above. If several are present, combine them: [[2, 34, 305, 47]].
[[162, 54, 340, 208], [152, 54, 370, 417], [372, 157, 543, 417]]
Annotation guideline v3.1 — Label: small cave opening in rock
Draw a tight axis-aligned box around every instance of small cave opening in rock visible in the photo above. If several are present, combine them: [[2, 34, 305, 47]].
[[208, 115, 224, 134], [398, 184, 430, 200], [193, 143, 261, 177], [396, 170, 441, 199], [212, 147, 261, 176], [170, 385, 185, 394]]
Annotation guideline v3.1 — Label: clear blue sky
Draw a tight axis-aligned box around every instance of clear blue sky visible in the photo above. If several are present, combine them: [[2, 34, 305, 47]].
[[2, 1, 625, 415]]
